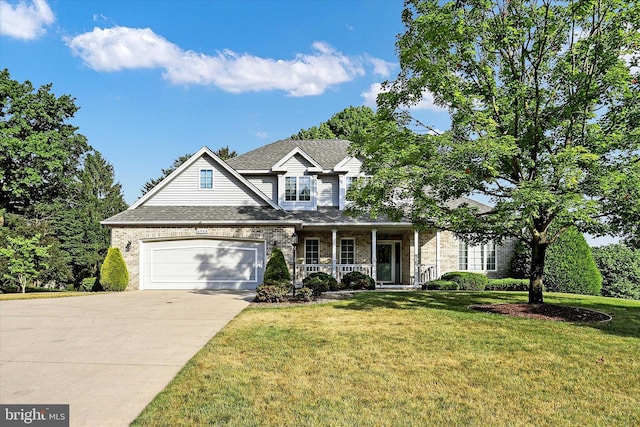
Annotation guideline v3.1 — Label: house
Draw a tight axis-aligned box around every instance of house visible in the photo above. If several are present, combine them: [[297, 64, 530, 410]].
[[102, 139, 515, 290]]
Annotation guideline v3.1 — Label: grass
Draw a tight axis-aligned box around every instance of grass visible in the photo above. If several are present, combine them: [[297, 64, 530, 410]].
[[133, 291, 640, 426], [0, 289, 93, 300]]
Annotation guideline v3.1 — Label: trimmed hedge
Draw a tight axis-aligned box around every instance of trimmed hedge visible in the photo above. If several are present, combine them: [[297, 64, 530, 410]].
[[341, 271, 375, 290], [440, 271, 488, 291], [100, 248, 129, 291], [486, 278, 529, 291], [424, 280, 459, 290], [254, 284, 288, 302]]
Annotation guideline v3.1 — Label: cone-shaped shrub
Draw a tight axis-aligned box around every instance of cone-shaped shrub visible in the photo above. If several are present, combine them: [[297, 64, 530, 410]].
[[100, 247, 129, 291], [264, 247, 291, 282]]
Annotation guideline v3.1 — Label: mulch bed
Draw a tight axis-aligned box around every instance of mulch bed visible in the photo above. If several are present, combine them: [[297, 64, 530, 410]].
[[469, 303, 612, 322]]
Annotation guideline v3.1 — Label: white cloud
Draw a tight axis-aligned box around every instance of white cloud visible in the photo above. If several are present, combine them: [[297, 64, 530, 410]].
[[361, 82, 446, 112], [68, 27, 369, 97], [0, 0, 54, 40], [256, 131, 269, 139], [366, 56, 396, 77]]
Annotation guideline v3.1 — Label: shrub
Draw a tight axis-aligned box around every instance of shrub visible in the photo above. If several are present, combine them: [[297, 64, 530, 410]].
[[509, 227, 602, 296], [341, 271, 375, 290], [544, 227, 602, 296], [254, 284, 289, 302], [99, 247, 129, 291], [295, 286, 314, 302], [303, 272, 338, 295], [424, 280, 458, 290], [486, 278, 529, 291], [592, 244, 640, 300], [80, 277, 97, 292], [440, 272, 488, 291], [264, 247, 291, 282]]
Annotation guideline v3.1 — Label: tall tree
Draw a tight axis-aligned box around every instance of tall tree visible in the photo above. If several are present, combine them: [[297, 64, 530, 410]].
[[0, 69, 89, 214], [140, 146, 237, 195], [291, 106, 376, 140], [349, 0, 640, 303]]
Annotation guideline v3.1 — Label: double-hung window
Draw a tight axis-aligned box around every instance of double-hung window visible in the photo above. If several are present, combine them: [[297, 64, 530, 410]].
[[305, 239, 319, 264], [458, 241, 496, 271], [200, 169, 213, 189], [285, 176, 311, 202], [340, 238, 355, 264]]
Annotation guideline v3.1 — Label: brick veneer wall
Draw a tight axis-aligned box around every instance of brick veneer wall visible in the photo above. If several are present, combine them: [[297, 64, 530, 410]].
[[110, 225, 295, 290]]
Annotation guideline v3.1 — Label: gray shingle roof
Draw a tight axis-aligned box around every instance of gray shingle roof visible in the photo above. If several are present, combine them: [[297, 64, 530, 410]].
[[102, 206, 408, 226], [225, 139, 351, 170]]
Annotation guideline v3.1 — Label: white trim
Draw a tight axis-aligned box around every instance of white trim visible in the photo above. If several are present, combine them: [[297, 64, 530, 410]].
[[129, 146, 282, 210], [198, 168, 214, 190], [333, 156, 356, 172], [271, 147, 323, 172], [413, 230, 420, 285]]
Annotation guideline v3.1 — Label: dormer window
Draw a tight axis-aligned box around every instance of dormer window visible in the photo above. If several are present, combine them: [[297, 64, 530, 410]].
[[200, 169, 213, 189], [285, 176, 311, 202]]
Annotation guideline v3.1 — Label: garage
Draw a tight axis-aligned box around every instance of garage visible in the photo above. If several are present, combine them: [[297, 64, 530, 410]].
[[140, 238, 265, 290]]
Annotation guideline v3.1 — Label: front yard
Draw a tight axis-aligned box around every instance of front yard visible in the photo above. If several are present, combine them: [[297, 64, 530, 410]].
[[133, 291, 640, 426]]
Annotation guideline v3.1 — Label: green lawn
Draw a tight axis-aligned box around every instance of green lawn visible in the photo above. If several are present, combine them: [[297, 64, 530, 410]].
[[133, 292, 640, 426], [0, 290, 92, 300]]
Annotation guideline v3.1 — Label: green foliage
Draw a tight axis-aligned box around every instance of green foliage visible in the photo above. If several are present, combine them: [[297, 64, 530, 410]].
[[80, 277, 97, 292], [424, 280, 458, 290], [100, 247, 129, 291], [303, 272, 338, 295], [264, 247, 291, 283], [0, 233, 51, 293], [291, 106, 376, 141], [254, 284, 289, 303], [0, 69, 90, 214], [511, 228, 602, 296], [341, 271, 375, 290], [348, 0, 640, 303], [486, 278, 529, 292], [440, 272, 488, 291], [592, 244, 640, 300]]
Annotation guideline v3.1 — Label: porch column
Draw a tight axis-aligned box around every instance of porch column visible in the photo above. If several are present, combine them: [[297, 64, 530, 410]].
[[331, 229, 337, 279], [371, 229, 377, 283], [414, 229, 420, 286], [435, 230, 441, 279]]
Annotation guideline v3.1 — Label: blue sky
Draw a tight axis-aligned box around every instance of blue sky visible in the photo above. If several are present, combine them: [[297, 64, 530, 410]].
[[0, 0, 619, 246], [0, 0, 451, 205]]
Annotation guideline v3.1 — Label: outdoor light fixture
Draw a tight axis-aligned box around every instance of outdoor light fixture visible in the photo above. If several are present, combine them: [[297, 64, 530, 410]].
[[291, 232, 298, 296], [125, 241, 131, 252]]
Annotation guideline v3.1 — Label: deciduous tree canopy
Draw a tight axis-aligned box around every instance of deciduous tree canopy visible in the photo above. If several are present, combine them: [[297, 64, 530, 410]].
[[349, 0, 640, 303]]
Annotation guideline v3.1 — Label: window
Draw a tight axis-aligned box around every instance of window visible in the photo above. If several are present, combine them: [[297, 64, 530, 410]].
[[345, 176, 354, 201], [340, 238, 355, 264], [305, 239, 319, 264], [459, 241, 497, 271], [285, 176, 311, 202], [200, 169, 213, 189], [285, 177, 296, 201]]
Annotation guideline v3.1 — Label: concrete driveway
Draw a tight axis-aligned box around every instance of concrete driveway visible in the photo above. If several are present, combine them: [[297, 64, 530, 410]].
[[0, 290, 253, 426]]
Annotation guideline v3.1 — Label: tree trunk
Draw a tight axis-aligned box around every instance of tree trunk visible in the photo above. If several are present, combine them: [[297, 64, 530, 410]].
[[528, 240, 547, 304]]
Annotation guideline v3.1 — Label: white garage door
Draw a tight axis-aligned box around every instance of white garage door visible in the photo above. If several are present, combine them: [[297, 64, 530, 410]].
[[141, 238, 265, 290]]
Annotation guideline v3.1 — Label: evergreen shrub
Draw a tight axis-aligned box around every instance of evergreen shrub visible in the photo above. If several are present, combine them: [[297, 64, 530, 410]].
[[592, 244, 640, 300], [254, 284, 288, 302], [303, 272, 338, 295], [440, 272, 487, 290], [486, 278, 529, 291], [424, 280, 458, 290], [99, 248, 129, 291], [341, 271, 375, 290], [264, 247, 291, 282]]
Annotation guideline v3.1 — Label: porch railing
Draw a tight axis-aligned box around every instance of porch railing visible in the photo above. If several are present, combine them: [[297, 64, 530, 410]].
[[418, 264, 437, 284], [296, 264, 373, 283]]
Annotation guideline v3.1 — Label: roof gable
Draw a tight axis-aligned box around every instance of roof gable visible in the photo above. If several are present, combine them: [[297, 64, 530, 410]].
[[129, 147, 281, 210], [271, 147, 323, 172]]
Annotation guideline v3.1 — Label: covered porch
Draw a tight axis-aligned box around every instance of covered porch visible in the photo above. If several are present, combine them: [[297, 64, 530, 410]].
[[289, 226, 439, 288]]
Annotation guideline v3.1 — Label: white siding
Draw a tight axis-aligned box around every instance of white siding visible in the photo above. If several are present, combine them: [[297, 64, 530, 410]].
[[245, 175, 277, 202], [144, 155, 267, 206], [318, 175, 338, 206]]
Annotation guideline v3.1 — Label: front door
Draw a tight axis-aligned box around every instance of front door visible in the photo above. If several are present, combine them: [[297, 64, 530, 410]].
[[376, 241, 401, 283]]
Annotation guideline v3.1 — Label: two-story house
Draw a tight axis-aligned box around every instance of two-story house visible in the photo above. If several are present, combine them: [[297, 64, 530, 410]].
[[102, 139, 515, 290]]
